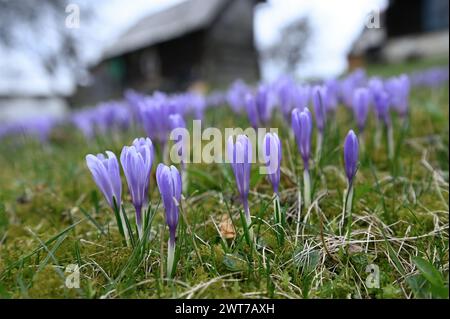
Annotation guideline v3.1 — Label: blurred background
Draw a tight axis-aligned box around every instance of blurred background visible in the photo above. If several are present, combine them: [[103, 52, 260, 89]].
[[0, 0, 448, 121]]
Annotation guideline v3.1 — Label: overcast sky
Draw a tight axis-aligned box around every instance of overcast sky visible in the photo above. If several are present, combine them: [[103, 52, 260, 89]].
[[255, 0, 388, 80]]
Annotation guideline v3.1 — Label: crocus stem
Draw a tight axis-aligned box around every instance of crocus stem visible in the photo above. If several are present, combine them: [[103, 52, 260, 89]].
[[113, 201, 130, 246], [303, 169, 311, 209], [120, 214, 131, 245], [359, 133, 365, 156], [294, 186, 302, 247], [167, 237, 176, 278], [288, 129, 294, 142], [163, 142, 169, 163], [273, 193, 281, 225], [135, 205, 143, 240], [273, 193, 284, 246], [243, 201, 254, 243], [387, 124, 394, 161], [315, 132, 323, 163], [340, 182, 354, 239], [181, 162, 188, 193], [374, 121, 382, 149]]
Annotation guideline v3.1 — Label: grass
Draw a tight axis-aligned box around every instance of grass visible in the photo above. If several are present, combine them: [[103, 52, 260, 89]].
[[0, 59, 448, 299]]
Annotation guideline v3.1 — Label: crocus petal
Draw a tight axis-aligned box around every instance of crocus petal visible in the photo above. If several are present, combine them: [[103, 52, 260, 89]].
[[344, 130, 359, 183]]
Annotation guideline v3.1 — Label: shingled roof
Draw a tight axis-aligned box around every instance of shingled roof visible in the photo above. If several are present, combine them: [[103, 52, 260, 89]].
[[103, 0, 228, 58]]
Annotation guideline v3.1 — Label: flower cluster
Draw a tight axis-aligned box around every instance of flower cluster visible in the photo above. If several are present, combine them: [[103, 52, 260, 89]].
[[86, 136, 182, 277]]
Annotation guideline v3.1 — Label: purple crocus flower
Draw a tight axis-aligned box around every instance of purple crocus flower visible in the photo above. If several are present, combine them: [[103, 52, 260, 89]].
[[324, 78, 339, 112], [245, 85, 271, 128], [72, 111, 95, 139], [312, 85, 327, 133], [156, 163, 182, 277], [385, 74, 410, 118], [207, 91, 226, 107], [227, 135, 252, 215], [169, 114, 186, 143], [263, 132, 282, 194], [139, 97, 173, 148], [277, 79, 295, 121], [373, 90, 390, 126], [293, 85, 311, 110], [410, 67, 449, 87], [9, 116, 58, 143], [169, 113, 188, 170], [185, 92, 206, 119], [245, 93, 259, 128], [156, 164, 182, 244], [352, 87, 371, 132], [340, 69, 367, 107], [120, 138, 154, 238], [369, 78, 391, 126], [227, 80, 249, 113], [278, 83, 311, 122], [291, 108, 313, 170], [86, 151, 122, 209], [125, 89, 146, 122], [344, 130, 359, 184]]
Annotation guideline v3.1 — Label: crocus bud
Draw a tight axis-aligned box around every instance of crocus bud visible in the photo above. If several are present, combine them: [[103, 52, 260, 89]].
[[120, 138, 154, 237], [156, 164, 182, 245], [312, 85, 327, 133], [227, 135, 252, 213], [291, 108, 313, 170], [156, 164, 182, 277], [344, 130, 359, 184], [352, 88, 370, 132], [86, 151, 122, 209], [263, 132, 282, 194]]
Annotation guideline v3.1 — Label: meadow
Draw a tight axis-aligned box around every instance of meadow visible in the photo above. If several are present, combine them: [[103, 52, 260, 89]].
[[0, 59, 448, 299]]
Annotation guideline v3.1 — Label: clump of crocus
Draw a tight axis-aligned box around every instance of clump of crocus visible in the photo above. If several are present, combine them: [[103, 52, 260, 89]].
[[291, 108, 313, 209], [341, 130, 359, 237], [86, 151, 128, 241], [120, 138, 154, 239], [312, 85, 327, 161], [263, 132, 282, 225], [227, 134, 253, 242], [156, 164, 182, 278]]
